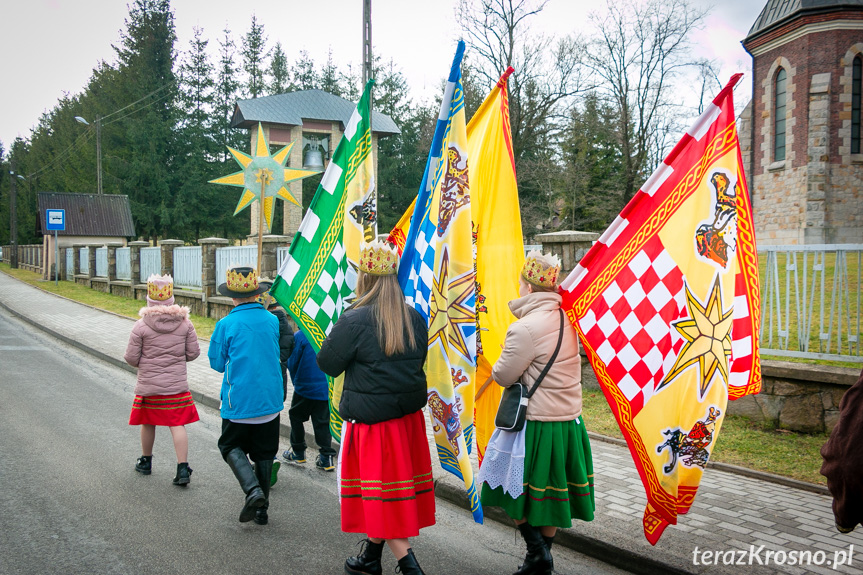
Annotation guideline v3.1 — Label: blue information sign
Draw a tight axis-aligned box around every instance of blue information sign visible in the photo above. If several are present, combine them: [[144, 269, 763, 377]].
[[46, 209, 65, 231]]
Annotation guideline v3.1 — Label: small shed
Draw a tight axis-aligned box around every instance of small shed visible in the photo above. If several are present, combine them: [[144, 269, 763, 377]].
[[37, 192, 136, 279], [231, 89, 400, 236]]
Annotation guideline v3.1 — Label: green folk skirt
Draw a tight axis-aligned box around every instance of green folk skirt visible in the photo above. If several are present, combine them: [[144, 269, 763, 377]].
[[480, 418, 595, 528]]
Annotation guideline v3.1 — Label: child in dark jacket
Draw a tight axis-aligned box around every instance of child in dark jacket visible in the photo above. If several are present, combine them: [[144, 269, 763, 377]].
[[282, 319, 336, 471]]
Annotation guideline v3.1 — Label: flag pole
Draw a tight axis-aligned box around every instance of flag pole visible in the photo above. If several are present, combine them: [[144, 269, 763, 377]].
[[256, 172, 267, 275], [362, 0, 376, 237]]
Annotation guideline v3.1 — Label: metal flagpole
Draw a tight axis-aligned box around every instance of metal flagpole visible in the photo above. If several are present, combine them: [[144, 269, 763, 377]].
[[362, 0, 376, 237]]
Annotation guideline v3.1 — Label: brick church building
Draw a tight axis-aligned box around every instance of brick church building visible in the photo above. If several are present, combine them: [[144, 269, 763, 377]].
[[739, 0, 863, 245]]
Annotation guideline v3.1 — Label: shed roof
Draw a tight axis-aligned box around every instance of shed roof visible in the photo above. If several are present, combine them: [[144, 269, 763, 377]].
[[37, 192, 136, 237], [231, 89, 400, 135], [747, 0, 863, 40]]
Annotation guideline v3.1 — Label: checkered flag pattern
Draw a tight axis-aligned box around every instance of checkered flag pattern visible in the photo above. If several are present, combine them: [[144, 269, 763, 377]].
[[578, 236, 687, 418], [403, 220, 436, 318], [297, 242, 349, 337]]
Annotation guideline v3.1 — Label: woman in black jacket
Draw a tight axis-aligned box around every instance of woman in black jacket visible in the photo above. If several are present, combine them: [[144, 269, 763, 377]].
[[317, 240, 432, 575]]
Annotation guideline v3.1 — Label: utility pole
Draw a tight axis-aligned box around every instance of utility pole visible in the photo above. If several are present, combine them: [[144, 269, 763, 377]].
[[96, 116, 103, 194], [362, 0, 376, 235], [9, 161, 18, 269]]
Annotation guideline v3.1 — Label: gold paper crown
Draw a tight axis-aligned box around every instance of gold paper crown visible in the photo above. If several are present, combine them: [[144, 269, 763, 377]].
[[359, 240, 398, 276], [226, 267, 260, 293], [147, 274, 174, 301], [255, 278, 275, 307], [521, 250, 561, 289]]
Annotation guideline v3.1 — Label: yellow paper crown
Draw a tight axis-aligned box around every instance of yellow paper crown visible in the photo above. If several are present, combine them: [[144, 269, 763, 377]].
[[147, 274, 174, 301], [256, 277, 275, 307], [226, 267, 259, 293], [359, 240, 399, 276], [521, 250, 561, 289]]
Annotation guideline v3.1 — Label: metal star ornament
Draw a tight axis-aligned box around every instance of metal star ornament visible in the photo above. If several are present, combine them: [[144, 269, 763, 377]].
[[209, 123, 321, 229]]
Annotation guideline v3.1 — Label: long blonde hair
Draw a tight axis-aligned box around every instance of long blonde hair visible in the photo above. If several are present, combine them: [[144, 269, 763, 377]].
[[353, 271, 418, 356]]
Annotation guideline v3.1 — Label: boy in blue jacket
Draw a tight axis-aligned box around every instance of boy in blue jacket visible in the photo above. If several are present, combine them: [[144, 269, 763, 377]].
[[208, 266, 283, 526], [282, 319, 336, 471]]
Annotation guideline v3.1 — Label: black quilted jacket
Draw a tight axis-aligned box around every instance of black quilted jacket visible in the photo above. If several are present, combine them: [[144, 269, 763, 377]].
[[316, 304, 427, 424]]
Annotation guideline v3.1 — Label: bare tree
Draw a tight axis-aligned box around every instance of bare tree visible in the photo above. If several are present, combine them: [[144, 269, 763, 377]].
[[586, 0, 708, 207]]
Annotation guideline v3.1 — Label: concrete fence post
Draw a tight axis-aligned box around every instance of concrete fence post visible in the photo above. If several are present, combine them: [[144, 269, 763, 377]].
[[260, 235, 290, 280], [128, 241, 150, 285], [57, 247, 67, 281], [72, 244, 85, 276], [158, 239, 185, 278], [199, 237, 229, 300], [106, 243, 123, 283]]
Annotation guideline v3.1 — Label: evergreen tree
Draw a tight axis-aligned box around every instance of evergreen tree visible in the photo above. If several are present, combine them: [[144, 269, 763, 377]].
[[113, 0, 179, 241], [215, 25, 243, 161], [268, 42, 290, 95], [241, 14, 269, 98], [340, 63, 361, 102], [293, 50, 318, 90], [320, 48, 342, 96]]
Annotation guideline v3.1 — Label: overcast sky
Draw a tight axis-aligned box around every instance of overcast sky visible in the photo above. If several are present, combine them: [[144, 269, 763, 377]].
[[0, 0, 765, 149]]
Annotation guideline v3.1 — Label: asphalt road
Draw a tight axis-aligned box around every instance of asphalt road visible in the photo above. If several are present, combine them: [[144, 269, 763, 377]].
[[0, 308, 629, 575]]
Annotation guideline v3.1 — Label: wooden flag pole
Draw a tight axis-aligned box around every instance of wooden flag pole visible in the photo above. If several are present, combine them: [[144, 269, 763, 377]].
[[256, 171, 268, 275]]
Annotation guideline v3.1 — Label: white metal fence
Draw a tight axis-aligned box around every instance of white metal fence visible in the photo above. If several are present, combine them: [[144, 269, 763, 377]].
[[216, 246, 257, 287], [277, 247, 290, 274], [116, 248, 131, 280], [95, 248, 108, 277], [173, 246, 202, 289], [760, 244, 862, 362], [140, 247, 161, 282], [79, 248, 89, 276], [66, 249, 74, 279]]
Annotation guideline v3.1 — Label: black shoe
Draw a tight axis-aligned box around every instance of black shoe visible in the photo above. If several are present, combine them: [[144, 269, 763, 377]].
[[316, 453, 335, 472], [172, 462, 192, 486], [224, 448, 266, 522], [135, 455, 152, 475], [283, 449, 306, 464], [395, 549, 426, 575], [514, 523, 552, 575], [344, 538, 384, 575]]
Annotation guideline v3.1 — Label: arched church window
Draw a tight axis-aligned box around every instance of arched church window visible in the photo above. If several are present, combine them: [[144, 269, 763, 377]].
[[853, 55, 861, 154], [774, 68, 787, 162]]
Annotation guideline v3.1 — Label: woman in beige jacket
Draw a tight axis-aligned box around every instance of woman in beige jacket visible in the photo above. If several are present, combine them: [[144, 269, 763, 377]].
[[479, 251, 595, 575]]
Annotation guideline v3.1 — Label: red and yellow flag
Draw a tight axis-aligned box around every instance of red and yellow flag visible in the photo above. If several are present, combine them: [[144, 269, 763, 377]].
[[559, 74, 761, 544]]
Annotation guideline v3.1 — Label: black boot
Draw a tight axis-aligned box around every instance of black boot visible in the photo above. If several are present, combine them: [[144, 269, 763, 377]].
[[135, 455, 152, 475], [395, 548, 425, 575], [172, 462, 192, 486], [253, 459, 272, 525], [514, 523, 552, 575], [542, 535, 555, 572], [344, 538, 384, 575], [224, 448, 266, 522]]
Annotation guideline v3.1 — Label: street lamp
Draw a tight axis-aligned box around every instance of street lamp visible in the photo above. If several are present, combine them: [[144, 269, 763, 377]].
[[8, 167, 18, 268], [75, 115, 102, 194]]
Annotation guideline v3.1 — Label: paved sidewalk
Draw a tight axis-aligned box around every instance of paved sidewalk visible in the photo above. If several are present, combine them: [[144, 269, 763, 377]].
[[2, 271, 862, 575]]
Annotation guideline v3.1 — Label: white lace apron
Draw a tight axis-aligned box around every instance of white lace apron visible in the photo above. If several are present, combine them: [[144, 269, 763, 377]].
[[476, 426, 527, 498]]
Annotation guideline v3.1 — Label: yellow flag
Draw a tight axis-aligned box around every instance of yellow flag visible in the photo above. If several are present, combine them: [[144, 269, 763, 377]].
[[466, 67, 525, 464]]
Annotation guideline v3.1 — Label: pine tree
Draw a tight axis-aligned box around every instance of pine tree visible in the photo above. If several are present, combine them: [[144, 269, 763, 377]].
[[241, 14, 269, 98], [320, 48, 341, 96], [268, 42, 290, 95], [215, 25, 243, 161], [113, 0, 179, 241], [292, 50, 318, 90]]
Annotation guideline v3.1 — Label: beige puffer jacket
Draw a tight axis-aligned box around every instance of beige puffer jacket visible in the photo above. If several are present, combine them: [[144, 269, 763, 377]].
[[491, 291, 582, 421]]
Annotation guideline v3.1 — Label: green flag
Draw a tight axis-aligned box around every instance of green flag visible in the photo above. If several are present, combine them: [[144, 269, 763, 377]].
[[270, 80, 375, 441]]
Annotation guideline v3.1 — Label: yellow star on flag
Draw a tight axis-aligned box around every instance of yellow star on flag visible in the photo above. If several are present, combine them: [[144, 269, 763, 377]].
[[658, 276, 733, 399], [428, 248, 477, 362], [209, 122, 321, 229]]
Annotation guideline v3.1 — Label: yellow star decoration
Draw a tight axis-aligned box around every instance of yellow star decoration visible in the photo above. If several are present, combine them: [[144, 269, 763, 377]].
[[428, 247, 476, 362], [209, 122, 321, 229], [657, 276, 733, 399]]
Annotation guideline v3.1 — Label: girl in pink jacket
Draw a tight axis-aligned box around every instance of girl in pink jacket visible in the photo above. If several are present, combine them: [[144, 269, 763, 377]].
[[124, 274, 201, 486]]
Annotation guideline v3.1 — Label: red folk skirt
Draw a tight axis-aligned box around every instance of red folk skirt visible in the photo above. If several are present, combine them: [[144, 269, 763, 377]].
[[339, 410, 435, 539], [128, 392, 200, 426]]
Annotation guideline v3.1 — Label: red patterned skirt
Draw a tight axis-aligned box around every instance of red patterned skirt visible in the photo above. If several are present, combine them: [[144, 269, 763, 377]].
[[339, 410, 435, 539], [129, 392, 200, 426]]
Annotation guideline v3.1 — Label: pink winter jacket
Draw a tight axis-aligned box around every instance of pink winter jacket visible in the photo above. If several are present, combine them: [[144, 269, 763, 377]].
[[491, 291, 582, 421], [124, 305, 200, 397]]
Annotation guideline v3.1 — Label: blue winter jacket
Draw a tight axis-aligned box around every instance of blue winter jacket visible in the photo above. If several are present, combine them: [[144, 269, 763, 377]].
[[208, 302, 284, 419], [287, 330, 328, 401]]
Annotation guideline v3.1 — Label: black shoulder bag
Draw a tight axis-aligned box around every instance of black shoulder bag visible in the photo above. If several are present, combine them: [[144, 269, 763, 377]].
[[494, 309, 565, 432]]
